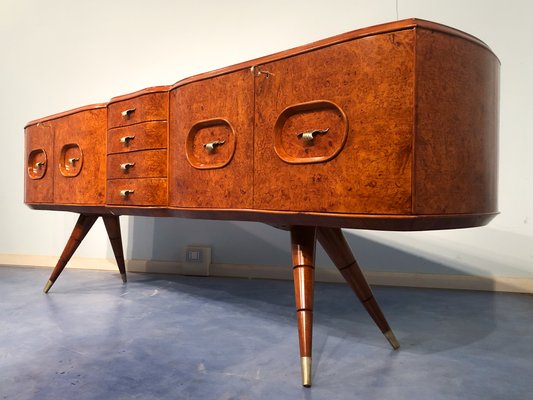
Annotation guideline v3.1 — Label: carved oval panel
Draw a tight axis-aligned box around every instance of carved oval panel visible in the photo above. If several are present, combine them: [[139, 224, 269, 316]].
[[59, 143, 83, 177], [27, 149, 48, 180], [274, 100, 348, 164], [185, 118, 236, 170]]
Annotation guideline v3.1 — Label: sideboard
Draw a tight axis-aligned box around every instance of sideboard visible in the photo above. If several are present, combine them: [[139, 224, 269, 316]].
[[24, 18, 499, 387]]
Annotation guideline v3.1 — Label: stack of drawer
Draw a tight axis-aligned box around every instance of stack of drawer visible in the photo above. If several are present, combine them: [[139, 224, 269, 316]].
[[106, 88, 169, 206]]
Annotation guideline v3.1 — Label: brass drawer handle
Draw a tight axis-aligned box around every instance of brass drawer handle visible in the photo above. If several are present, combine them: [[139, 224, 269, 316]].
[[296, 128, 329, 143], [120, 135, 135, 143], [120, 189, 135, 198], [121, 108, 136, 118], [203, 140, 226, 154], [68, 157, 80, 165], [34, 161, 45, 169], [120, 162, 135, 171]]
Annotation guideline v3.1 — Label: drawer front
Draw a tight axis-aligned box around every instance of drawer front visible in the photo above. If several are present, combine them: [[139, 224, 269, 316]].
[[107, 178, 167, 206], [108, 121, 167, 154], [54, 109, 107, 205], [25, 124, 54, 203], [254, 30, 415, 214], [169, 69, 254, 208], [108, 92, 168, 128], [107, 150, 167, 179]]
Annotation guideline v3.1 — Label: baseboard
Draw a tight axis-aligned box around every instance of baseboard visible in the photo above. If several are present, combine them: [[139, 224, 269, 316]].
[[1, 253, 532, 294]]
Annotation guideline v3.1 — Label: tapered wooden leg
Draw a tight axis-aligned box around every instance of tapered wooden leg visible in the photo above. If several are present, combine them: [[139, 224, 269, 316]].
[[43, 214, 99, 293], [102, 215, 127, 283], [317, 227, 400, 350], [290, 226, 317, 388]]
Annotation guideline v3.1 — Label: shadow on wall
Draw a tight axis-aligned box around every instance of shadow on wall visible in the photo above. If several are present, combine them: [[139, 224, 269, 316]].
[[124, 216, 499, 354], [126, 216, 498, 285]]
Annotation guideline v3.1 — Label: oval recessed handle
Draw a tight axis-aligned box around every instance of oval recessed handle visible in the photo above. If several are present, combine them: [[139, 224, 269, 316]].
[[121, 108, 136, 118], [120, 162, 135, 171], [120, 135, 135, 143], [68, 157, 80, 164], [120, 189, 135, 198], [296, 128, 329, 143], [203, 140, 226, 154]]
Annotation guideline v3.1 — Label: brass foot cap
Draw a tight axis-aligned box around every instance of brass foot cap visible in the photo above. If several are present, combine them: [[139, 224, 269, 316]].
[[121, 273, 127, 283], [384, 330, 400, 350], [43, 280, 54, 294], [300, 356, 312, 387]]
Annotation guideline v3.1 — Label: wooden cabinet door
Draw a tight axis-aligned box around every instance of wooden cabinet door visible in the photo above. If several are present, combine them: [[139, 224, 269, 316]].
[[254, 30, 416, 214], [169, 70, 254, 208], [25, 124, 54, 203], [53, 109, 106, 204]]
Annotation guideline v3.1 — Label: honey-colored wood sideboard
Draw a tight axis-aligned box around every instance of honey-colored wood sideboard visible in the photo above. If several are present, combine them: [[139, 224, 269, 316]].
[[24, 19, 499, 387]]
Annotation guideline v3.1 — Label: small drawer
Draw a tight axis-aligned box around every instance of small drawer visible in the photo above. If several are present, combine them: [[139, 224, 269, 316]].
[[107, 178, 167, 206], [108, 92, 168, 128], [107, 150, 167, 179], [108, 121, 167, 154]]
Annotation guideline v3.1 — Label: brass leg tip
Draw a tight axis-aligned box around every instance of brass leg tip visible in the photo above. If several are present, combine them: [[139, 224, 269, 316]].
[[43, 280, 54, 294], [300, 356, 312, 387], [384, 330, 400, 350], [121, 273, 127, 283]]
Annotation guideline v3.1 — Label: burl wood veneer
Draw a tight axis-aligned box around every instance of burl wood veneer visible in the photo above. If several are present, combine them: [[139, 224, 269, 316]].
[[24, 19, 499, 387]]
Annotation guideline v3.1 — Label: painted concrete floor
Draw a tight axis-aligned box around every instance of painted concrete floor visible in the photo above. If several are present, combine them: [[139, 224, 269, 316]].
[[0, 266, 532, 400]]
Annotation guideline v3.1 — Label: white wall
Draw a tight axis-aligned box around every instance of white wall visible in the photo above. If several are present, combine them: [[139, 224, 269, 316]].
[[1, 0, 531, 278]]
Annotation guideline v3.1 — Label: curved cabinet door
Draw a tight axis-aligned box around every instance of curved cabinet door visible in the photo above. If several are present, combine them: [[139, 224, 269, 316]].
[[254, 30, 416, 214], [169, 69, 254, 208], [25, 124, 54, 203], [53, 108, 107, 204]]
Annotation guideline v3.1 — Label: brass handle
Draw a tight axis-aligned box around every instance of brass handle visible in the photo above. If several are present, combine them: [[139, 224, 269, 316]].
[[120, 162, 135, 171], [68, 157, 80, 164], [120, 135, 135, 143], [203, 140, 226, 154], [296, 128, 329, 143], [34, 161, 45, 169], [121, 108, 136, 118], [120, 189, 135, 198]]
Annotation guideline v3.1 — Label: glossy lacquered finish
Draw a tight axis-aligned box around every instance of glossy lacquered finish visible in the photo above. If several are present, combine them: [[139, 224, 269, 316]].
[[290, 226, 316, 387], [169, 69, 254, 209], [24, 18, 499, 388], [25, 18, 499, 229]]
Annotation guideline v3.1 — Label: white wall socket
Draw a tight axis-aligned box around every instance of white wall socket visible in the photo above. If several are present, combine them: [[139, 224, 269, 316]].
[[182, 246, 211, 276]]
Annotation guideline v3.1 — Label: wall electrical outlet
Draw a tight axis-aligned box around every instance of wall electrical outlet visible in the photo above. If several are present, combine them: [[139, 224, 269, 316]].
[[182, 246, 211, 276]]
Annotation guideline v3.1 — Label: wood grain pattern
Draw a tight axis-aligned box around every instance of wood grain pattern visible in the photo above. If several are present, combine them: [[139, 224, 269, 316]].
[[25, 124, 54, 203], [102, 215, 127, 278], [107, 178, 167, 206], [25, 19, 500, 387], [169, 69, 254, 208], [414, 28, 499, 214], [24, 18, 499, 229], [107, 150, 167, 179], [53, 108, 106, 205], [108, 121, 167, 154], [254, 30, 415, 214], [47, 214, 99, 284], [317, 227, 393, 334], [171, 19, 496, 90], [108, 92, 168, 129], [290, 226, 317, 359]]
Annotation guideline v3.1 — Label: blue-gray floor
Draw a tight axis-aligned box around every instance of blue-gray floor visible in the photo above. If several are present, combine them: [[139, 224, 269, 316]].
[[1, 266, 532, 400]]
